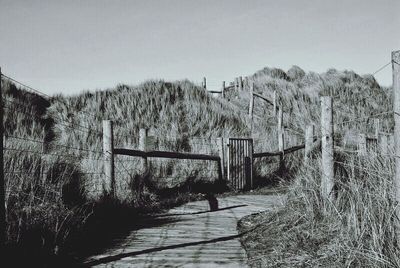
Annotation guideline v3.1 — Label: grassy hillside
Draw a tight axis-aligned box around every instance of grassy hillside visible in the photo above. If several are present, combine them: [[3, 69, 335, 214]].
[[238, 67, 398, 267], [2, 64, 394, 265]]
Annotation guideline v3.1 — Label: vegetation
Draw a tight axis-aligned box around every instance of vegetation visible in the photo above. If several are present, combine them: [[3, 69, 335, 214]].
[[239, 66, 398, 267], [2, 63, 395, 266]]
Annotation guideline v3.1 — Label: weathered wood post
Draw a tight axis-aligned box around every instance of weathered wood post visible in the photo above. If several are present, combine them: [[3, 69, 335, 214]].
[[278, 106, 284, 167], [304, 124, 315, 165], [239, 76, 243, 90], [139, 128, 148, 172], [217, 138, 225, 181], [321, 96, 334, 201], [273, 90, 277, 117], [380, 133, 388, 155], [103, 120, 115, 197], [226, 139, 230, 183], [0, 67, 5, 248], [221, 81, 225, 98], [202, 77, 207, 89], [358, 133, 367, 156], [392, 50, 400, 241], [374, 118, 380, 140], [234, 77, 239, 90], [249, 83, 254, 131]]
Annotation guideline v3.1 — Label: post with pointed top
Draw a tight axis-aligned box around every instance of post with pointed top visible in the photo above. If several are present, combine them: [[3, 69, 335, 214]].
[[103, 120, 115, 197], [0, 67, 5, 248], [304, 124, 315, 165], [278, 106, 284, 167], [392, 50, 400, 241], [321, 96, 334, 202]]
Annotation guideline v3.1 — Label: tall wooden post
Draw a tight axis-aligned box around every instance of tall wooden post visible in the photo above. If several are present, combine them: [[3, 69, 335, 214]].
[[249, 83, 254, 126], [221, 81, 225, 98], [139, 128, 148, 173], [202, 77, 207, 89], [217, 138, 225, 181], [0, 67, 5, 248], [273, 90, 277, 117], [321, 96, 334, 201], [103, 120, 115, 197], [304, 124, 314, 165], [239, 76, 243, 90], [392, 50, 400, 241], [358, 133, 367, 156], [278, 107, 284, 166]]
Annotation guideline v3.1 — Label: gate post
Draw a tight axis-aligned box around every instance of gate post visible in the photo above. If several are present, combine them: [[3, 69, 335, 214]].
[[217, 138, 225, 181], [103, 120, 115, 197], [139, 128, 148, 173]]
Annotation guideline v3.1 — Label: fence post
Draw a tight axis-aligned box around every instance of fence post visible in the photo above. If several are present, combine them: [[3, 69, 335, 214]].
[[103, 120, 115, 197], [217, 138, 225, 181], [139, 128, 148, 173], [393, 50, 400, 241], [222, 81, 225, 98], [273, 90, 277, 117], [380, 133, 388, 155], [321, 96, 334, 201], [304, 124, 314, 165], [239, 76, 243, 90], [358, 133, 367, 156], [249, 83, 254, 128], [234, 77, 239, 90], [278, 106, 284, 166], [226, 139, 230, 183], [202, 77, 207, 89], [0, 67, 5, 248], [374, 118, 380, 140]]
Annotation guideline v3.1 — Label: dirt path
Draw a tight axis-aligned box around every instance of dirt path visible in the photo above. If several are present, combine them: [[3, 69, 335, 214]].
[[84, 194, 284, 267]]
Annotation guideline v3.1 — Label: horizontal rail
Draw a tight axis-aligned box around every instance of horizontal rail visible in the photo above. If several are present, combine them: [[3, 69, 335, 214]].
[[207, 90, 223, 94], [253, 144, 305, 158], [252, 92, 273, 105], [114, 148, 220, 161]]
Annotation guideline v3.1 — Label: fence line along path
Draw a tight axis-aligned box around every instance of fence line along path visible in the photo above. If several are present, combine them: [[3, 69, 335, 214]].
[[83, 194, 284, 267]]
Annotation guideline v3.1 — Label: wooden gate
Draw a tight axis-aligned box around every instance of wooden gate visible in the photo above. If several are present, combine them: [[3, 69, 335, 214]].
[[228, 138, 253, 190]]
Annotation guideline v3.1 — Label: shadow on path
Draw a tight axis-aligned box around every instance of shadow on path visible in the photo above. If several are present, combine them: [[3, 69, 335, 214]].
[[82, 232, 247, 267], [149, 204, 248, 218]]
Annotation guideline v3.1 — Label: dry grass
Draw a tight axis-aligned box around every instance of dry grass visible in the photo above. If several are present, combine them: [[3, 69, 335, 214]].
[[2, 64, 393, 264]]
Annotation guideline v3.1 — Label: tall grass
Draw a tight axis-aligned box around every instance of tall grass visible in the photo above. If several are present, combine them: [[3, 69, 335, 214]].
[[240, 152, 400, 267], [3, 64, 392, 262]]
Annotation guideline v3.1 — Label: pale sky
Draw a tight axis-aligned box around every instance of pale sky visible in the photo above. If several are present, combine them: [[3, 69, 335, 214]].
[[0, 0, 399, 95]]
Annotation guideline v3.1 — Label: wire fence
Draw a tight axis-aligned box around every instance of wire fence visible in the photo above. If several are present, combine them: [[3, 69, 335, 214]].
[[1, 57, 398, 201]]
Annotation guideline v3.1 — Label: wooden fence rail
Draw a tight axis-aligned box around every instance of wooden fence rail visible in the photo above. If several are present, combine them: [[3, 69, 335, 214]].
[[114, 148, 221, 161], [253, 143, 305, 158]]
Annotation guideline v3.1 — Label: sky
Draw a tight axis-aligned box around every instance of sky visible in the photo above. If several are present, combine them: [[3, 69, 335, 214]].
[[0, 0, 399, 95]]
